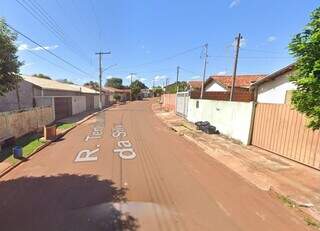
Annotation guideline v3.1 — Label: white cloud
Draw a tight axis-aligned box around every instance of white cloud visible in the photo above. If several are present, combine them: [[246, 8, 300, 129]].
[[154, 75, 166, 81], [191, 75, 201, 80], [267, 36, 277, 42], [216, 71, 227, 75], [126, 75, 135, 79], [18, 43, 59, 51], [232, 37, 246, 47], [32, 45, 59, 51], [22, 62, 34, 68], [18, 44, 29, 51], [229, 0, 240, 8], [106, 75, 115, 79], [139, 78, 146, 82]]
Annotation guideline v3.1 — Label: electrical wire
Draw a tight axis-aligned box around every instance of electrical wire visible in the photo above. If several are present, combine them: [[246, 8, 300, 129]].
[[5, 22, 93, 78], [15, 0, 94, 67]]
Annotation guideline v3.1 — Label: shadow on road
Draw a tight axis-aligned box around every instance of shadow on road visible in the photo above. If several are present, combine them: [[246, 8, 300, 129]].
[[0, 174, 139, 231]]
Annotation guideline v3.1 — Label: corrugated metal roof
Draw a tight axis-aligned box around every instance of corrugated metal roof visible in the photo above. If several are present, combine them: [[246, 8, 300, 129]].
[[23, 76, 99, 94]]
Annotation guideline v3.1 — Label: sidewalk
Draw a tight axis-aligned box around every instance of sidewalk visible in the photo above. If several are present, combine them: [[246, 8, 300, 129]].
[[0, 107, 109, 176], [153, 103, 320, 224]]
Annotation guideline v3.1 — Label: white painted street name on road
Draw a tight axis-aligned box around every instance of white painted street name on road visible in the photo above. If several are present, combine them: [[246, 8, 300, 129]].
[[112, 124, 136, 160], [75, 115, 105, 162]]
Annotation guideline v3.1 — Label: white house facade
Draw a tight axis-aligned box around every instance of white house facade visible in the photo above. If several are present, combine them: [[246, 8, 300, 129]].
[[251, 64, 296, 104], [205, 81, 227, 92]]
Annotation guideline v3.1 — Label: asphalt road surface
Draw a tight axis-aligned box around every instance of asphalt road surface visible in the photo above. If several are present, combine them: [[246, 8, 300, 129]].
[[0, 99, 312, 231]]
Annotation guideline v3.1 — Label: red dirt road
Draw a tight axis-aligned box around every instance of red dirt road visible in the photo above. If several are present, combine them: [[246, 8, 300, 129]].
[[0, 100, 312, 231]]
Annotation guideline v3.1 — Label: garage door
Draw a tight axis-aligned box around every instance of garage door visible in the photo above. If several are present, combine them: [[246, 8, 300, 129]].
[[54, 97, 72, 120], [86, 95, 94, 110]]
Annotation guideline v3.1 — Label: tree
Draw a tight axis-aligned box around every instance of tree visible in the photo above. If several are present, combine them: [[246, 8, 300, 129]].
[[84, 81, 99, 90], [288, 7, 320, 130], [130, 80, 147, 100], [0, 19, 23, 96], [105, 78, 123, 89], [57, 79, 74, 84], [153, 86, 163, 96], [33, 73, 51, 80], [165, 81, 187, 93]]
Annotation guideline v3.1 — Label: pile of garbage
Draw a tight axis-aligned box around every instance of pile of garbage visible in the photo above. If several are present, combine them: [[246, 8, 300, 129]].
[[195, 121, 220, 134]]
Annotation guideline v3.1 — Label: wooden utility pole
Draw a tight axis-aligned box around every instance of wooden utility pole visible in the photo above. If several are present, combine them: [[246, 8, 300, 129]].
[[165, 78, 169, 93], [176, 66, 180, 93], [95, 51, 111, 109], [200, 43, 208, 99], [230, 33, 242, 101], [129, 73, 136, 101]]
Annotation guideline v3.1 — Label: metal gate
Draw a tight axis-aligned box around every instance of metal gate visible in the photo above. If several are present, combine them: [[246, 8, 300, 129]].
[[54, 97, 72, 120], [176, 92, 189, 118], [86, 95, 94, 110], [251, 103, 320, 170]]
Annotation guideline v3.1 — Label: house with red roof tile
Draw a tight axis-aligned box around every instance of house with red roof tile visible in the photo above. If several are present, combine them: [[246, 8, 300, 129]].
[[204, 74, 266, 93]]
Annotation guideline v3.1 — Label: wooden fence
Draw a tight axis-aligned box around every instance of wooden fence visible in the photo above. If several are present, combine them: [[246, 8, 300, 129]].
[[190, 91, 253, 102], [251, 103, 320, 170]]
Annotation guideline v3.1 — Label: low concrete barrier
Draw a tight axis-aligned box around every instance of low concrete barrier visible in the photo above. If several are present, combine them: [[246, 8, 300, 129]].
[[161, 94, 176, 111], [187, 99, 254, 144], [0, 106, 54, 139]]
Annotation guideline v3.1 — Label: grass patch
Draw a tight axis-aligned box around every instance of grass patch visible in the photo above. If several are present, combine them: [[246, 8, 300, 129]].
[[305, 217, 320, 229], [0, 133, 45, 164], [277, 194, 296, 208], [276, 194, 320, 229], [57, 123, 75, 130]]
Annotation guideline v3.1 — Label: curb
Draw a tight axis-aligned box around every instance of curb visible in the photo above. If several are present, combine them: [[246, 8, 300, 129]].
[[153, 106, 320, 225], [0, 107, 111, 178]]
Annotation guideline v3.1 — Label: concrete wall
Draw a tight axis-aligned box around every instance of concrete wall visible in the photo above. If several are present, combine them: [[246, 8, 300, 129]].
[[161, 94, 176, 111], [257, 71, 296, 104], [205, 82, 227, 92], [72, 96, 86, 115], [94, 95, 100, 109], [0, 106, 54, 139], [43, 89, 82, 96], [187, 99, 254, 144], [0, 80, 34, 112]]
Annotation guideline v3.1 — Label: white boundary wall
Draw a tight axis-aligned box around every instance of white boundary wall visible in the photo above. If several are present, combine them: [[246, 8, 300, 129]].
[[72, 96, 86, 115], [187, 99, 254, 144]]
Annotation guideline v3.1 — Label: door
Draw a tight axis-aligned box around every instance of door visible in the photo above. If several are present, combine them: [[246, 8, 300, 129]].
[[86, 95, 94, 110], [54, 97, 72, 120]]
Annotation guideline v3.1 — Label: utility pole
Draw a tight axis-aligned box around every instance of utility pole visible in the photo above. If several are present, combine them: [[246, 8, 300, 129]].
[[230, 33, 242, 101], [200, 44, 208, 99], [165, 78, 169, 93], [176, 66, 180, 93], [129, 73, 136, 101], [95, 51, 111, 109]]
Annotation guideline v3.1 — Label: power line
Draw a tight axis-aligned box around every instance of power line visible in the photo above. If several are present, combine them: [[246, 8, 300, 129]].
[[208, 55, 291, 59], [25, 49, 92, 80], [90, 0, 102, 49], [180, 67, 199, 75], [5, 22, 93, 78], [114, 44, 204, 71], [241, 48, 288, 55], [15, 0, 94, 67]]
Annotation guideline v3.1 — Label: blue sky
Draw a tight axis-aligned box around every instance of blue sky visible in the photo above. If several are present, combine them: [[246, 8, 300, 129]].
[[1, 0, 319, 87]]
